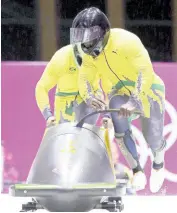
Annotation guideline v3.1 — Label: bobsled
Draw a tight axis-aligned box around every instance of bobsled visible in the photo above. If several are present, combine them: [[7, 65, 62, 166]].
[[9, 109, 140, 212]]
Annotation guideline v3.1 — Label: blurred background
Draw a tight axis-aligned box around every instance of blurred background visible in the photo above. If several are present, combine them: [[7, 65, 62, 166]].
[[1, 0, 177, 195], [1, 0, 177, 62]]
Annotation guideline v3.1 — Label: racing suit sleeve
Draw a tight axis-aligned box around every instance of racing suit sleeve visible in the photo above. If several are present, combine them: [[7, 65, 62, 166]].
[[35, 51, 65, 120], [122, 35, 154, 113]]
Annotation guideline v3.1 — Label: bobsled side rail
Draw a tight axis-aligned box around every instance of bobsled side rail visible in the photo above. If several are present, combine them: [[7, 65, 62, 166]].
[[9, 184, 118, 197], [13, 183, 117, 190]]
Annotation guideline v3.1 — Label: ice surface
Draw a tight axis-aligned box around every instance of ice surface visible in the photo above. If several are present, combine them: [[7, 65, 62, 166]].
[[0, 194, 176, 213]]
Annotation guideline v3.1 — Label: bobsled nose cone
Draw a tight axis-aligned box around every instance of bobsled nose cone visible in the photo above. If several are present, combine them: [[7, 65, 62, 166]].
[[26, 123, 116, 212]]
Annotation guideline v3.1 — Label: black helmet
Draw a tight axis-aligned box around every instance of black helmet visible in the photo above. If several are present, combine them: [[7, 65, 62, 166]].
[[71, 7, 110, 57]]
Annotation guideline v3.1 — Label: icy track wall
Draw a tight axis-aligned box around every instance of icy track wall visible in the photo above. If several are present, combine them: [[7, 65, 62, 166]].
[[1, 62, 177, 195]]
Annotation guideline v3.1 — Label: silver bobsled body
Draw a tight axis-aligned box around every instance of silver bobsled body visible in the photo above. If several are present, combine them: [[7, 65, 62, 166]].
[[26, 122, 116, 212]]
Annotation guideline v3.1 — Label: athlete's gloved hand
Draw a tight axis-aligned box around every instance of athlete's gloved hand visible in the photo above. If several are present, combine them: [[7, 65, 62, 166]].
[[118, 101, 136, 118], [46, 116, 56, 127], [88, 96, 107, 110]]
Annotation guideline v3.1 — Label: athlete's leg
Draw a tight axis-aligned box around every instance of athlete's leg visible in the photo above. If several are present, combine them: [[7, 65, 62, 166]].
[[140, 98, 166, 192], [109, 94, 146, 190], [141, 99, 166, 168], [109, 95, 142, 172]]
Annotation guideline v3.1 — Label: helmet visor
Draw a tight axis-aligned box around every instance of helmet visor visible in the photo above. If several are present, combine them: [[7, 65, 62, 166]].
[[70, 26, 103, 46]]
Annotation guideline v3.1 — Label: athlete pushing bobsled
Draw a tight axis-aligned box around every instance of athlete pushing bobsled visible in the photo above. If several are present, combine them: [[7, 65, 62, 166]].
[[71, 7, 166, 193], [35, 29, 136, 195], [35, 45, 103, 126]]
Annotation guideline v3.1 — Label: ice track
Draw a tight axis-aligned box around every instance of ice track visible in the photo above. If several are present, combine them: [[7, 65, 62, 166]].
[[0, 194, 176, 213]]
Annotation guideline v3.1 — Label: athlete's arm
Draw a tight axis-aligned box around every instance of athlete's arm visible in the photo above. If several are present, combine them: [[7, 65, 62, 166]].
[[35, 51, 64, 120]]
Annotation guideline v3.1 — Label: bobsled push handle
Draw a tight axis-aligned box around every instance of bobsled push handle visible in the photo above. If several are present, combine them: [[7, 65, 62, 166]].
[[76, 108, 141, 128]]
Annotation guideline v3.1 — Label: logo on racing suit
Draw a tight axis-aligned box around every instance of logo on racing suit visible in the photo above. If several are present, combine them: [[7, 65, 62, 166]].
[[69, 67, 76, 73]]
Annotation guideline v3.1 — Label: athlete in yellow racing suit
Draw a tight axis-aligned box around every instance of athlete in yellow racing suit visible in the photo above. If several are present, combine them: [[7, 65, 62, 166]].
[[35, 44, 104, 127], [71, 7, 166, 193]]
